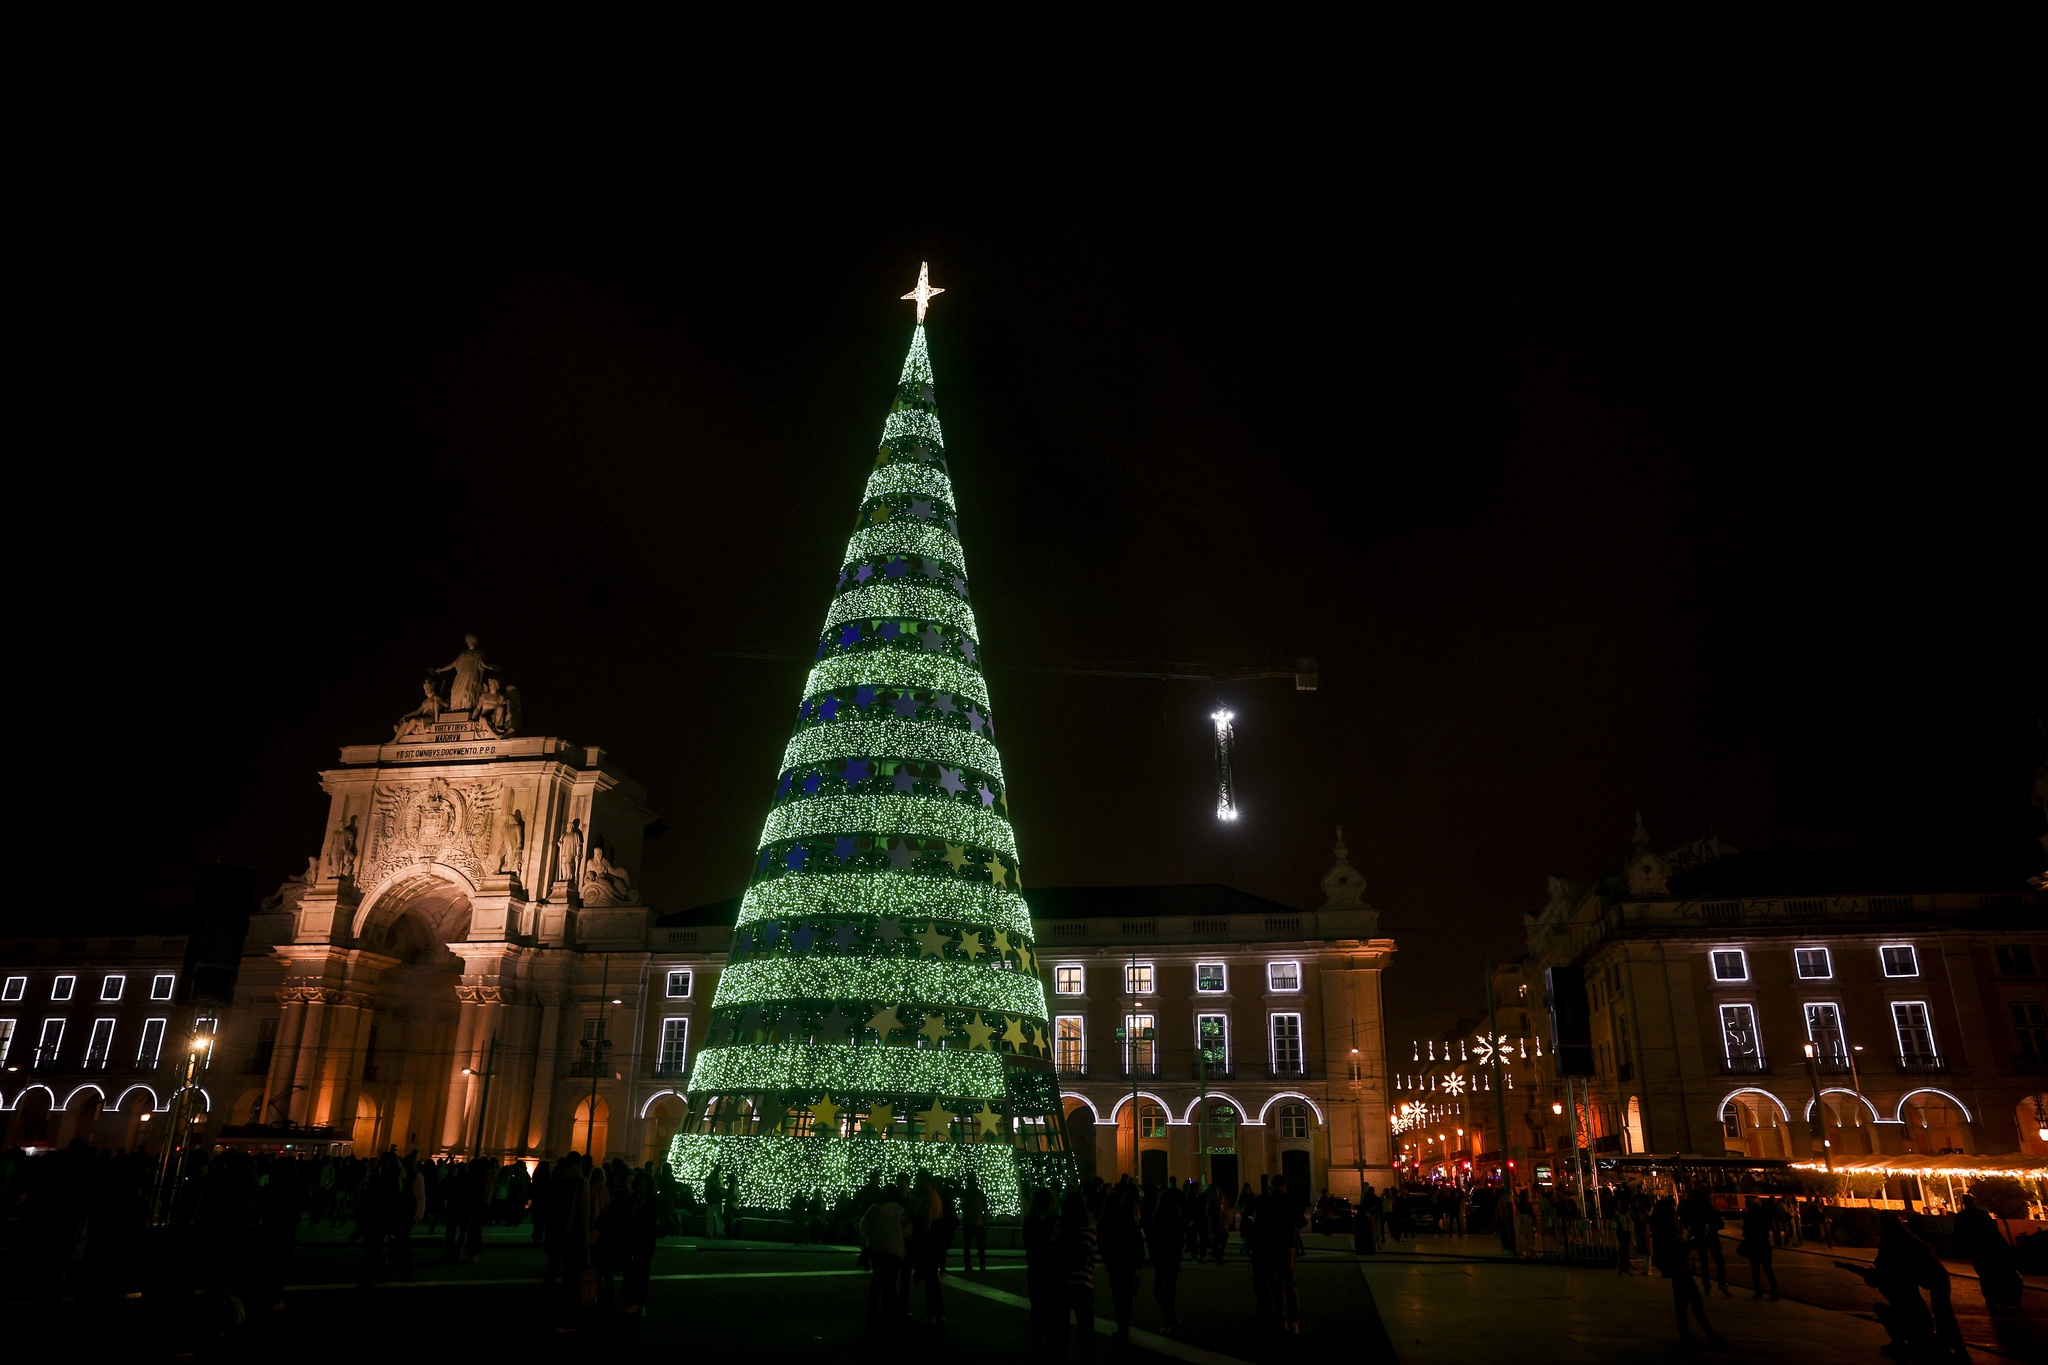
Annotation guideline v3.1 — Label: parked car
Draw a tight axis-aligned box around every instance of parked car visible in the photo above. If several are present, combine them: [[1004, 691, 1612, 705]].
[[1311, 1195, 1355, 1233]]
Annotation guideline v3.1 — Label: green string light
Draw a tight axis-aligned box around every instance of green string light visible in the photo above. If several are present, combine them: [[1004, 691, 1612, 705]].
[[779, 719, 1005, 784]]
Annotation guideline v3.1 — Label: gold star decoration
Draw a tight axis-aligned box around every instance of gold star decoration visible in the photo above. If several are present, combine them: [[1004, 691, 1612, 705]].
[[992, 929, 1013, 957], [865, 1102, 895, 1137], [984, 855, 1010, 887], [869, 1005, 903, 1039], [972, 1103, 1004, 1139], [1029, 1023, 1047, 1054], [916, 1098, 953, 1141], [920, 1012, 951, 1044], [1000, 789, 1010, 816], [1002, 1016, 1029, 1052], [1017, 944, 1034, 973], [942, 843, 970, 872], [964, 1012, 995, 1050], [869, 503, 891, 524], [809, 1094, 840, 1136], [917, 923, 952, 957], [959, 930, 986, 959]]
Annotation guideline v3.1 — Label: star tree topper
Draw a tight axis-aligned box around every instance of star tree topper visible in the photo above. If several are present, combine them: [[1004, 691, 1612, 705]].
[[902, 261, 945, 324]]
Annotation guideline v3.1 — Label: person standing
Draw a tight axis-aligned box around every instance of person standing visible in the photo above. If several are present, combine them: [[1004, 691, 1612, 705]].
[[961, 1179, 990, 1272], [545, 1154, 591, 1333], [909, 1173, 945, 1323], [1952, 1194, 2022, 1312], [1680, 1186, 1731, 1297], [1611, 1190, 1634, 1275], [1147, 1183, 1186, 1333], [1738, 1198, 1779, 1299], [860, 1183, 907, 1331], [1651, 1196, 1725, 1348], [1098, 1185, 1142, 1342], [1058, 1190, 1100, 1363], [620, 1171, 658, 1318]]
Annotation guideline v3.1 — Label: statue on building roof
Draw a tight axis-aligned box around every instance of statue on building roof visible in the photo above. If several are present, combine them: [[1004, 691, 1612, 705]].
[[394, 679, 442, 737], [430, 633, 497, 712], [474, 677, 520, 736], [1623, 812, 1670, 896]]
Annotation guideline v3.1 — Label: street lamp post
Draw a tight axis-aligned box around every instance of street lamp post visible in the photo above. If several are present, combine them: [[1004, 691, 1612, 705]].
[[1802, 1043, 1834, 1174], [1848, 1044, 1868, 1153], [464, 1033, 499, 1161]]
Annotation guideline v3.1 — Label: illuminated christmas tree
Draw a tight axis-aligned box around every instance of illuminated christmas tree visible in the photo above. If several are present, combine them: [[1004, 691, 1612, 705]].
[[669, 266, 1072, 1214]]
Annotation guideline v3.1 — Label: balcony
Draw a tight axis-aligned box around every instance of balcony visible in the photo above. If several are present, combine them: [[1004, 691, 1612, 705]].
[[1190, 1064, 1235, 1081], [1055, 1062, 1087, 1079], [1267, 1062, 1311, 1080], [1718, 1055, 1770, 1076], [1813, 1056, 1855, 1075], [653, 1060, 688, 1078], [1896, 1053, 1950, 1074]]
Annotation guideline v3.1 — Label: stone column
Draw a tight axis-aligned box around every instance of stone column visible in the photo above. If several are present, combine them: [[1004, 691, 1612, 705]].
[[262, 992, 310, 1128], [440, 992, 484, 1152], [319, 994, 376, 1133], [526, 992, 565, 1152]]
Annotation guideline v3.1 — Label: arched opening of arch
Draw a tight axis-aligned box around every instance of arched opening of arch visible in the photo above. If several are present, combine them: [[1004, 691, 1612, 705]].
[[1062, 1098, 1097, 1182], [1902, 1093, 1970, 1155], [571, 1095, 611, 1163], [348, 871, 476, 1150], [1720, 1094, 1787, 1159]]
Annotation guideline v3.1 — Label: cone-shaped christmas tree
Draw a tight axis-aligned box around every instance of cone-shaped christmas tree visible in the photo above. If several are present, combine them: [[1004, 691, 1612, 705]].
[[670, 269, 1073, 1214]]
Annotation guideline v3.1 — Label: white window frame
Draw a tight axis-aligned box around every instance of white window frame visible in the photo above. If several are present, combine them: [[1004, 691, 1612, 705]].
[[1718, 1003, 1760, 1060], [85, 1018, 116, 1069], [664, 970, 693, 1000], [1267, 961, 1302, 992], [0, 1019, 14, 1065], [37, 1018, 64, 1064], [657, 1017, 690, 1075], [137, 1018, 166, 1068], [1054, 1015, 1085, 1072], [1710, 949, 1748, 983], [1053, 965, 1086, 996], [150, 974, 175, 1001], [1891, 1000, 1937, 1060], [1794, 947, 1832, 980], [1880, 943, 1920, 978], [52, 975, 76, 1002], [1196, 1011, 1229, 1070], [1123, 1012, 1156, 1074], [1804, 1001, 1846, 1059], [1270, 1011, 1304, 1073], [195, 1016, 219, 1068], [100, 975, 125, 1001], [1137, 1101, 1167, 1139], [1277, 1103, 1311, 1140], [1195, 962, 1228, 993], [1124, 963, 1155, 995], [1, 976, 22, 1002]]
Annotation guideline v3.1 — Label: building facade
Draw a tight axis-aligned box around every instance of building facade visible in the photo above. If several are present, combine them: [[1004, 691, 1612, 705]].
[[1512, 820, 2048, 1168]]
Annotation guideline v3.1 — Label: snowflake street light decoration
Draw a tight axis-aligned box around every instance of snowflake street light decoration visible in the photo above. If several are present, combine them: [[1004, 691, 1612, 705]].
[[1442, 1070, 1467, 1096], [1211, 708, 1239, 821], [1472, 1033, 1511, 1068]]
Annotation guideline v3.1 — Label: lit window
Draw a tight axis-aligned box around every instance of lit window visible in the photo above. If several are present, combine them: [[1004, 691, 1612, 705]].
[[1125, 963, 1154, 995], [1197, 1013, 1228, 1070], [1880, 944, 1919, 978], [1196, 962, 1227, 992], [52, 976, 76, 1002], [1891, 1000, 1937, 1062], [1276, 1103, 1311, 1139], [1268, 961, 1301, 992], [1, 976, 22, 1002], [150, 974, 175, 1000], [100, 975, 125, 1002], [1710, 950, 1747, 982], [1719, 1004, 1760, 1062], [665, 970, 693, 999], [1123, 1013, 1156, 1074], [1054, 965, 1085, 995], [1270, 1013, 1304, 1073], [1805, 1002, 1846, 1060], [36, 1018, 64, 1066], [85, 1018, 115, 1069], [0, 1019, 15, 1065], [1137, 1102, 1167, 1138], [1794, 948, 1832, 980], [136, 1018, 166, 1069], [657, 1018, 689, 1076], [1055, 1016, 1085, 1072]]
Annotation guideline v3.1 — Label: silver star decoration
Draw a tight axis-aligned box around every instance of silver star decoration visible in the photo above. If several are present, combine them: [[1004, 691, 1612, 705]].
[[888, 840, 919, 870], [891, 767, 920, 794], [874, 917, 905, 943], [920, 559, 949, 580], [910, 498, 933, 520], [901, 261, 945, 324], [892, 693, 920, 718], [939, 767, 966, 797], [920, 627, 945, 651], [932, 693, 958, 715], [832, 922, 861, 948]]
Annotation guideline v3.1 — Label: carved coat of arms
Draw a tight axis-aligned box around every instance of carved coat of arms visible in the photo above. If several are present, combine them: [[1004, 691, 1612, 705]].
[[363, 776, 502, 890]]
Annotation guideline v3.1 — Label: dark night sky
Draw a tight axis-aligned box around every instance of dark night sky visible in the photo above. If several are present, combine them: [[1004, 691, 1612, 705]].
[[38, 116, 2040, 1042]]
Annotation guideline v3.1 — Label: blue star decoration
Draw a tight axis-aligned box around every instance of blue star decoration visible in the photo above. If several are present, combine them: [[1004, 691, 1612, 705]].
[[909, 498, 932, 520], [759, 919, 783, 946], [855, 562, 875, 584], [818, 696, 841, 721], [880, 620, 902, 641], [832, 922, 861, 949], [961, 638, 977, 663], [888, 839, 919, 869], [891, 767, 920, 794], [939, 767, 967, 797], [842, 758, 871, 785], [836, 568, 850, 590], [977, 783, 997, 808], [785, 845, 808, 872], [838, 624, 861, 649], [966, 707, 987, 734], [892, 693, 920, 718], [833, 836, 858, 861], [950, 576, 968, 597], [874, 917, 905, 942], [855, 685, 877, 710], [734, 928, 755, 954], [920, 559, 948, 581], [920, 626, 945, 651], [803, 770, 824, 796], [757, 849, 774, 873], [884, 558, 909, 579], [933, 693, 958, 716], [776, 772, 794, 798], [792, 921, 818, 953]]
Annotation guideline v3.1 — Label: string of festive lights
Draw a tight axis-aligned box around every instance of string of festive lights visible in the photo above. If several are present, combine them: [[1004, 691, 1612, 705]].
[[861, 462, 955, 504], [711, 953, 1050, 1018], [843, 522, 966, 571], [668, 1133, 1023, 1215], [802, 653, 989, 709], [883, 409, 944, 448], [690, 1043, 1007, 1098], [736, 872, 1034, 937], [825, 584, 978, 636], [758, 794, 1017, 857], [779, 719, 1006, 782]]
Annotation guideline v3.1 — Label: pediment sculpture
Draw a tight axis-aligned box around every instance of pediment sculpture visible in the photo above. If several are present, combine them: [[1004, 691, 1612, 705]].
[[579, 845, 637, 907], [395, 634, 522, 740]]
